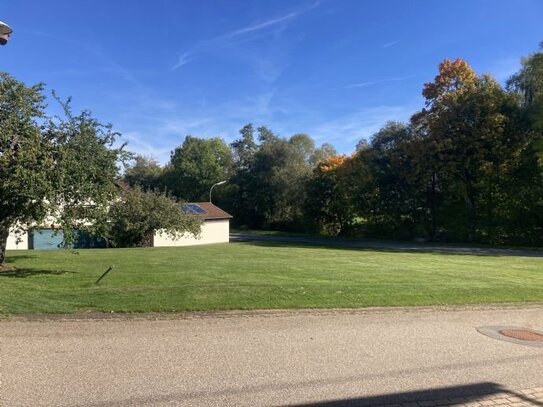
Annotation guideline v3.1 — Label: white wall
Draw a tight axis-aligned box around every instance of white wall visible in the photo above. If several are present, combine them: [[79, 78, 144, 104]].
[[153, 219, 230, 247], [6, 229, 28, 250]]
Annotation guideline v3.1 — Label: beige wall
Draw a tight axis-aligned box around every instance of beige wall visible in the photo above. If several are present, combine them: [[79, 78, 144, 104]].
[[153, 219, 230, 247], [6, 229, 29, 250]]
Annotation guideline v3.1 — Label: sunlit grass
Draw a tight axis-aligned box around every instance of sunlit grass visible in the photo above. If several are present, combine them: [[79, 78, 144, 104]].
[[1, 241, 542, 314]]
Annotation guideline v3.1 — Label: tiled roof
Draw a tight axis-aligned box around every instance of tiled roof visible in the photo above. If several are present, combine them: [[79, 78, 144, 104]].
[[190, 202, 233, 220]]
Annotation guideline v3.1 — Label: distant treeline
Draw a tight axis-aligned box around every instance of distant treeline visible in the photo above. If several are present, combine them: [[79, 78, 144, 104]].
[[124, 44, 543, 245]]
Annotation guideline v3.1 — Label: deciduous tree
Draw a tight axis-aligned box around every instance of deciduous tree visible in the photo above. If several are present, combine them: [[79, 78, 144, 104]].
[[163, 136, 233, 202], [124, 155, 163, 191], [0, 72, 125, 265], [106, 187, 201, 247], [414, 59, 509, 241]]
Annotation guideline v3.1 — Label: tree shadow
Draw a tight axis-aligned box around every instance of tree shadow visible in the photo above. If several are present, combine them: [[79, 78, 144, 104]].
[[4, 254, 41, 261], [231, 236, 543, 258], [0, 268, 71, 278]]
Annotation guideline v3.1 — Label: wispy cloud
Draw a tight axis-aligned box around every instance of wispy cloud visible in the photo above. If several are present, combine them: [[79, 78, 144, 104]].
[[121, 131, 173, 162], [111, 87, 300, 163], [485, 57, 521, 83], [381, 40, 399, 48], [171, 1, 319, 71], [26, 29, 142, 87], [172, 52, 193, 70], [226, 11, 303, 37], [307, 104, 417, 146], [342, 75, 416, 89], [111, 90, 421, 163]]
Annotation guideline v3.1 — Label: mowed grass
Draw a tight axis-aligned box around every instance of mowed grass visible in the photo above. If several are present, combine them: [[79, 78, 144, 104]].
[[1, 241, 542, 314]]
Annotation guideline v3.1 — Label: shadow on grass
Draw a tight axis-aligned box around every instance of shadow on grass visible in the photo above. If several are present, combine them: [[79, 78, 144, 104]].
[[231, 235, 543, 258], [0, 268, 71, 278], [4, 253, 42, 262]]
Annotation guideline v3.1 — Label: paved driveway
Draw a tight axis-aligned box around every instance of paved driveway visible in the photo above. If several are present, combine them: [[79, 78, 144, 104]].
[[230, 233, 543, 257], [2, 306, 543, 406]]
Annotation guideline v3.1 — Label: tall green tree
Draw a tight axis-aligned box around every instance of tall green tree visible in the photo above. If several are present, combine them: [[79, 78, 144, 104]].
[[249, 131, 315, 229], [508, 42, 543, 131], [508, 42, 543, 170], [0, 72, 125, 265], [163, 136, 233, 202], [228, 124, 258, 226], [124, 155, 163, 191], [365, 121, 417, 237], [502, 43, 543, 243], [306, 155, 364, 235], [404, 115, 448, 240], [289, 133, 315, 164], [229, 125, 323, 230], [231, 124, 257, 170]]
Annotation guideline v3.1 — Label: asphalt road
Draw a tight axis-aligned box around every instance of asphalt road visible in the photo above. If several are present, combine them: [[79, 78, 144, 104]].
[[230, 233, 543, 257], [2, 306, 543, 406]]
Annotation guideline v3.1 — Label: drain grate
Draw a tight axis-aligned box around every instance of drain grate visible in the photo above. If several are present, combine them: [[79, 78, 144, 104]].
[[477, 326, 543, 348], [499, 329, 543, 342]]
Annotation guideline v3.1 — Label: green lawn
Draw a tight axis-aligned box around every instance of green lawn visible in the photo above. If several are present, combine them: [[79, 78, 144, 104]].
[[1, 241, 542, 314]]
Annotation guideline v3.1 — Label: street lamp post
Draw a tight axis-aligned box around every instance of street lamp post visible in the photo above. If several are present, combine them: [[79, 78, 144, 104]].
[[209, 181, 226, 203], [0, 21, 13, 46]]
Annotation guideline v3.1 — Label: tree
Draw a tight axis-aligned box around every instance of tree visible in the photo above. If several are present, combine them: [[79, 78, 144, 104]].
[[508, 42, 543, 130], [311, 142, 337, 166], [413, 59, 509, 241], [228, 124, 258, 227], [229, 126, 318, 230], [231, 123, 257, 170], [502, 43, 543, 244], [257, 125, 278, 144], [508, 42, 543, 167], [249, 132, 314, 229], [124, 155, 163, 191], [305, 154, 366, 235], [0, 72, 125, 265], [364, 122, 418, 238], [404, 115, 448, 240], [163, 136, 233, 202], [289, 133, 315, 164], [106, 187, 201, 247]]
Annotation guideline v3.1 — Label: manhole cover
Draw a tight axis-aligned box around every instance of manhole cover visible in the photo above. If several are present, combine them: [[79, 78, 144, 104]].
[[499, 329, 543, 342], [477, 326, 543, 348]]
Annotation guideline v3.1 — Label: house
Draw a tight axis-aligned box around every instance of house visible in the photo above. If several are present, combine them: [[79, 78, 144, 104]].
[[6, 202, 233, 250], [153, 202, 233, 247], [6, 229, 29, 250]]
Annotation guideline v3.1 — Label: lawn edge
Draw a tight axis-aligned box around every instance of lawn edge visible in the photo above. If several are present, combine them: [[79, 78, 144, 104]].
[[2, 302, 542, 322]]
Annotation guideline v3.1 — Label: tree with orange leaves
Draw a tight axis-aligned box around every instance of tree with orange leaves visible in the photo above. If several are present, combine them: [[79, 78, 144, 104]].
[[412, 58, 509, 241]]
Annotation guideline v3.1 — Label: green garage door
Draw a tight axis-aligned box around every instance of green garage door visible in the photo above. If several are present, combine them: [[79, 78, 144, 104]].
[[30, 228, 106, 250], [31, 229, 64, 250]]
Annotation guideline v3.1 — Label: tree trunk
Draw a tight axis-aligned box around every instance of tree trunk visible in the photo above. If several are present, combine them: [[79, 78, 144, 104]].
[[428, 173, 437, 240], [0, 222, 10, 266], [465, 182, 477, 242]]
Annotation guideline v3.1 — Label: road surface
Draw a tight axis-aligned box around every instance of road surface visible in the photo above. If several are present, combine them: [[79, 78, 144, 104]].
[[2, 306, 543, 406]]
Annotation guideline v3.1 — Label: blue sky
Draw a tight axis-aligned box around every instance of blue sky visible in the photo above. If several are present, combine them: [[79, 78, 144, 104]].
[[2, 0, 542, 163]]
